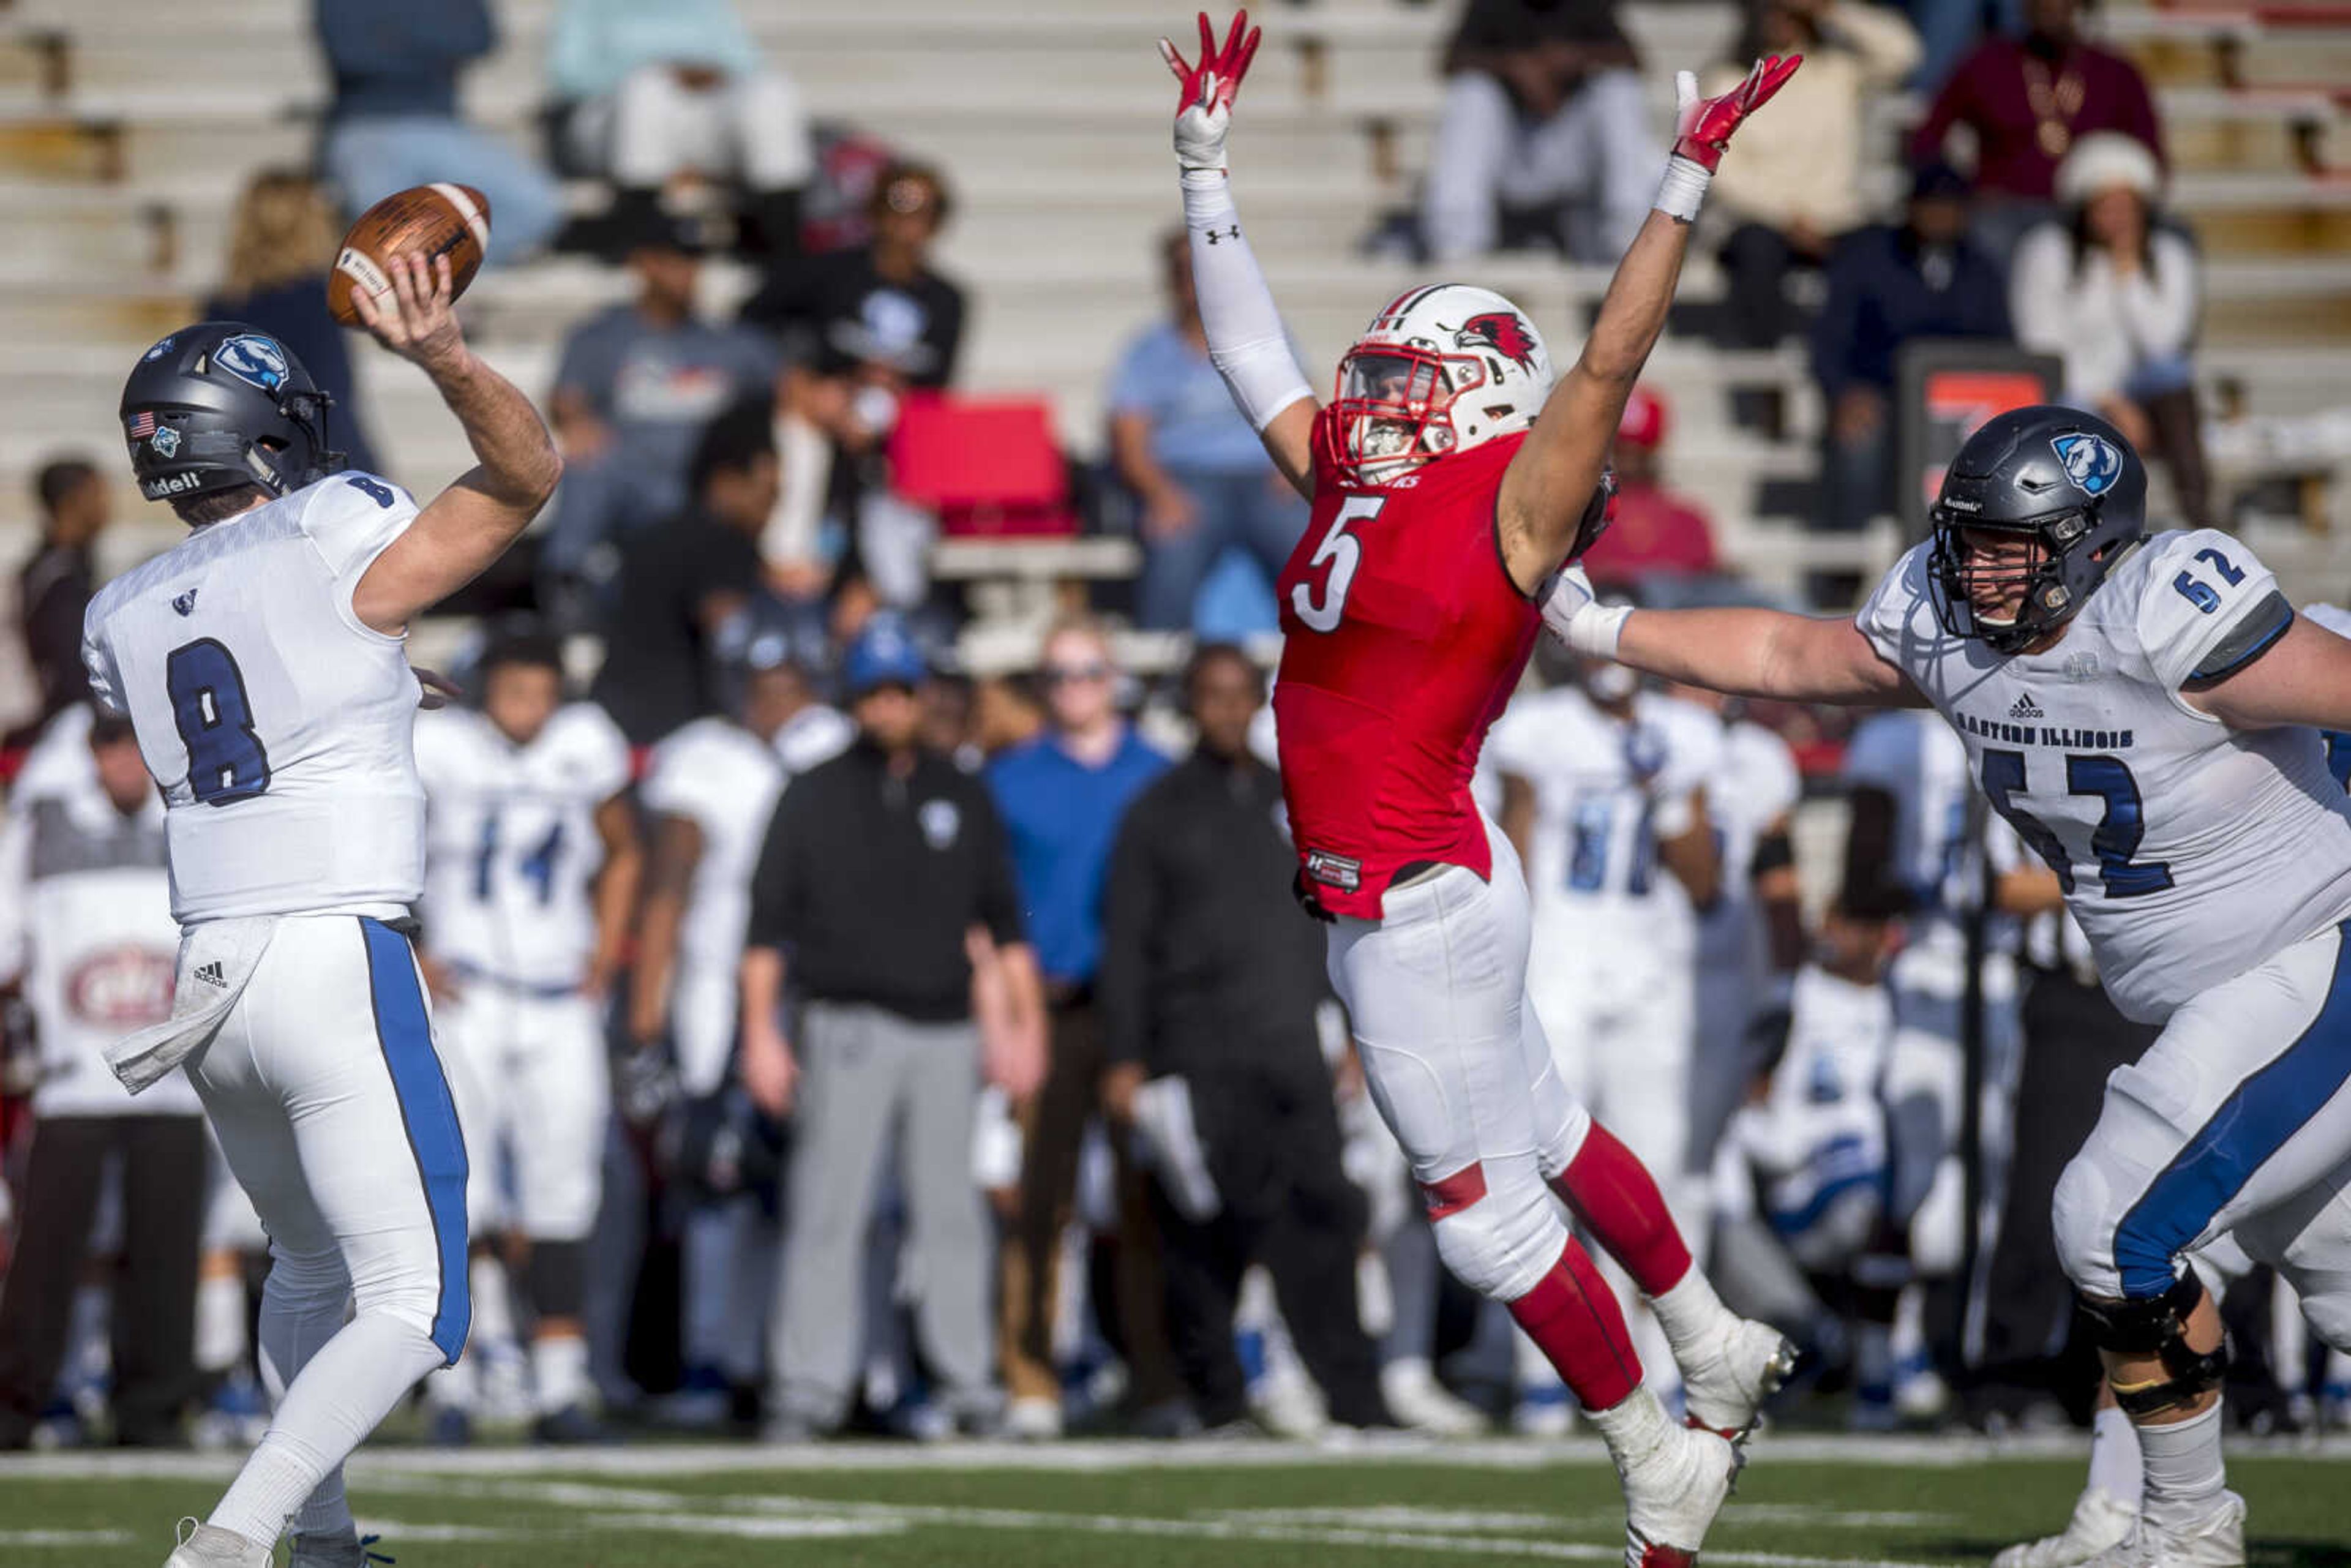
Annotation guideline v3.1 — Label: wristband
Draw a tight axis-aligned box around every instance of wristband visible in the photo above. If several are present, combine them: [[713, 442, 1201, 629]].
[[1652, 156, 1711, 223], [1570, 602, 1633, 659]]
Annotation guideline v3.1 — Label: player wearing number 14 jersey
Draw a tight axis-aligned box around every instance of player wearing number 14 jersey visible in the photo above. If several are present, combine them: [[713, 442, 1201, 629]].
[[1546, 405, 2351, 1567], [1160, 11, 1798, 1560], [81, 260, 561, 1568]]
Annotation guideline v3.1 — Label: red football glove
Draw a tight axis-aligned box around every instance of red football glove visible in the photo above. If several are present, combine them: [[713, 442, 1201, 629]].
[[1671, 53, 1802, 174], [1160, 9, 1263, 172]]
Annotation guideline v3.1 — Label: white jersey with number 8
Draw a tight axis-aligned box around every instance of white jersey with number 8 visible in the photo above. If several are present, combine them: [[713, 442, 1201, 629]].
[[80, 473, 427, 925], [1857, 528, 2351, 1021]]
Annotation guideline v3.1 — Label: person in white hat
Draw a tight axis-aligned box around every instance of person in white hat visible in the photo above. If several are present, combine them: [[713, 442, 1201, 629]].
[[2009, 130, 2211, 528]]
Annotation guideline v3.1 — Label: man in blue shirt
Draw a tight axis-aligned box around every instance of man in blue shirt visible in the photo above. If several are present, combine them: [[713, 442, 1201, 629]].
[[984, 617, 1178, 1436], [1107, 230, 1308, 632]]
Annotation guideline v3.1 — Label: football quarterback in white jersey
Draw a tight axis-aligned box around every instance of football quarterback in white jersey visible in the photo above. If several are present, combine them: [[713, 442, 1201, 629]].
[[81, 260, 560, 1568], [1547, 405, 2351, 1565], [412, 629, 639, 1442], [626, 629, 849, 1419], [1491, 647, 1721, 1427]]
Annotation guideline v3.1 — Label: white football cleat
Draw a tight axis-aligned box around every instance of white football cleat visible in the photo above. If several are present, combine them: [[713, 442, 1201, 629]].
[[162, 1520, 272, 1567], [1992, 1488, 2139, 1568], [1620, 1421, 1741, 1567], [1678, 1315, 1799, 1437], [1381, 1360, 1487, 1436], [2078, 1493, 2246, 1568], [1002, 1395, 1062, 1441]]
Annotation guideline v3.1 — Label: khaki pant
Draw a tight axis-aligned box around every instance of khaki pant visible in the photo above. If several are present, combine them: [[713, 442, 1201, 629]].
[[997, 997, 1180, 1407]]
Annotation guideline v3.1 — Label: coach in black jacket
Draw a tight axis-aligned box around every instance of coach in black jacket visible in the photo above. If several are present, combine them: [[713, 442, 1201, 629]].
[[1098, 644, 1391, 1433]]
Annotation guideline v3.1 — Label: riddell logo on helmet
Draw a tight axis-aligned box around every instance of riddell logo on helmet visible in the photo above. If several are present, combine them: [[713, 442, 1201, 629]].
[[1452, 313, 1538, 370], [144, 470, 203, 497]]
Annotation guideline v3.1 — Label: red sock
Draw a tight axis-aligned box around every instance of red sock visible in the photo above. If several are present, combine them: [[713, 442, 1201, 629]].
[[1507, 1241, 1643, 1412], [1554, 1122, 1693, 1296]]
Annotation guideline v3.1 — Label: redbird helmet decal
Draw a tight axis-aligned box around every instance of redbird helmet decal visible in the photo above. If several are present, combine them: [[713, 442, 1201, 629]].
[[1454, 312, 1539, 370]]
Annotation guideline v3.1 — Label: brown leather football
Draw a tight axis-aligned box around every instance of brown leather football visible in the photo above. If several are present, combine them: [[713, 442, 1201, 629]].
[[327, 183, 492, 328]]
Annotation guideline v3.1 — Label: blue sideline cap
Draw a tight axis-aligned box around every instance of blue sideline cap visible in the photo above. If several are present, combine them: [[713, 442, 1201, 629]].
[[841, 612, 928, 697]]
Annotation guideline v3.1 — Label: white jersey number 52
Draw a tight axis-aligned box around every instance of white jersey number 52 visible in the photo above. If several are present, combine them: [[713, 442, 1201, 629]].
[[1291, 496, 1384, 634]]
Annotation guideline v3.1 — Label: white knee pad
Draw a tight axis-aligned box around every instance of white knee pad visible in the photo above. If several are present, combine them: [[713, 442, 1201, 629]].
[[1428, 1161, 1569, 1303], [2233, 1179, 2351, 1355], [2052, 1150, 2124, 1298]]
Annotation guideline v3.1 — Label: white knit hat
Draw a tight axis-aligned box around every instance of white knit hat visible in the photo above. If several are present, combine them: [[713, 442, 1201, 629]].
[[2056, 131, 2164, 207]]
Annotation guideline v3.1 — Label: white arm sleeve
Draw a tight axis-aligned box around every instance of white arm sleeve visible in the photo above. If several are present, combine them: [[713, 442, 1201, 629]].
[[1181, 170, 1314, 432]]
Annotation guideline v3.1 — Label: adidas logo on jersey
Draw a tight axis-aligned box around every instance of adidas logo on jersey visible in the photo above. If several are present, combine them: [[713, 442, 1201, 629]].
[[2009, 692, 2045, 721], [194, 960, 226, 987]]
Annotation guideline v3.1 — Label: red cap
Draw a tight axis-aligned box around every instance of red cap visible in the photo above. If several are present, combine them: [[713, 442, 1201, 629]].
[[1618, 386, 1668, 451]]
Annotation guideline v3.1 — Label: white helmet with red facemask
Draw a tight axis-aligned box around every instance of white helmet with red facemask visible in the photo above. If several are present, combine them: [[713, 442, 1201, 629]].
[[1315, 283, 1555, 488]]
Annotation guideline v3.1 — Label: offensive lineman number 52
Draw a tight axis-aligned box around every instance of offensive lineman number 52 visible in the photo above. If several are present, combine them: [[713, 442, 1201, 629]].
[[1292, 496, 1384, 633]]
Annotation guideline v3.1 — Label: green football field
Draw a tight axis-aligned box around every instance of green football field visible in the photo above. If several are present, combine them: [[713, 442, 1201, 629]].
[[5, 1435, 2348, 1567]]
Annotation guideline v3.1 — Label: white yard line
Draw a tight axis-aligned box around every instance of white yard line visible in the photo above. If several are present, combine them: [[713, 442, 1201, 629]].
[[0, 1529, 135, 1547], [2, 1429, 2344, 1482]]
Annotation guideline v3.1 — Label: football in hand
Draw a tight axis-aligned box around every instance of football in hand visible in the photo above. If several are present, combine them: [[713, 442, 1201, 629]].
[[328, 183, 492, 328]]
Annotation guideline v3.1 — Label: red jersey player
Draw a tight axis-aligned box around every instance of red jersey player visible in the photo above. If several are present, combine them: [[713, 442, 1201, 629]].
[[1159, 13, 1799, 1562]]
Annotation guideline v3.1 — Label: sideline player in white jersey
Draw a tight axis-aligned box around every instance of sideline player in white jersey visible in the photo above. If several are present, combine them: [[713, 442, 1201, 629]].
[[1491, 647, 1721, 1427], [1678, 685, 1803, 1176], [413, 628, 639, 1442], [627, 628, 849, 1418], [83, 257, 561, 1568], [1546, 405, 2351, 1565]]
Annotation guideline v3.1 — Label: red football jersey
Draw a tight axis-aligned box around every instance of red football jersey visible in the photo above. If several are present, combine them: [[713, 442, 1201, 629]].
[[1275, 431, 1538, 919]]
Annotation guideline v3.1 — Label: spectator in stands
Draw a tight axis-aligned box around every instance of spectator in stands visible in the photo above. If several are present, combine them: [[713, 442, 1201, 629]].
[[313, 0, 563, 264], [740, 613, 1042, 1439], [542, 208, 782, 610], [2010, 132, 2211, 528], [1907, 0, 2162, 258], [203, 170, 381, 478], [547, 0, 814, 258], [743, 162, 967, 607], [1811, 162, 2011, 530], [1099, 644, 1396, 1436], [1420, 0, 1659, 263], [6, 459, 107, 748], [986, 617, 1181, 1438], [1110, 230, 1310, 632], [1577, 387, 1721, 591], [0, 715, 203, 1450], [588, 399, 779, 746], [1707, 0, 1921, 350]]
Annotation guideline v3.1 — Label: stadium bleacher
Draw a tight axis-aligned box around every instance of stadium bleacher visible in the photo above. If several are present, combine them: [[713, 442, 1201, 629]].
[[2, 0, 2347, 655]]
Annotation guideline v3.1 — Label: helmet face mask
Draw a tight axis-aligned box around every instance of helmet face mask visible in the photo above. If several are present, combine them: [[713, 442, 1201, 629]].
[[1316, 284, 1552, 488], [1925, 407, 2145, 655]]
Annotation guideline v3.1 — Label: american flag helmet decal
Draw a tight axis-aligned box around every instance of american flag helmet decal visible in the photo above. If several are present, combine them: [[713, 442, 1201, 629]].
[[126, 410, 157, 438]]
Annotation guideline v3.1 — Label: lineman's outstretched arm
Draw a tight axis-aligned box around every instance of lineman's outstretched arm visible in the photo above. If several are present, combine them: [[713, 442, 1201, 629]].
[[1494, 57, 1801, 595], [1161, 11, 1318, 496], [1546, 567, 1926, 706]]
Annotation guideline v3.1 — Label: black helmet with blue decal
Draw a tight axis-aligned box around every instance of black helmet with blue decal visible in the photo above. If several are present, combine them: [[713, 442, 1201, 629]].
[[1927, 405, 2147, 655], [119, 322, 343, 519]]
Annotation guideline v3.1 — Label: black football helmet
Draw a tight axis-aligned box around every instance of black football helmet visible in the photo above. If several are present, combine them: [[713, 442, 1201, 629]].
[[119, 322, 343, 514], [1927, 405, 2147, 654]]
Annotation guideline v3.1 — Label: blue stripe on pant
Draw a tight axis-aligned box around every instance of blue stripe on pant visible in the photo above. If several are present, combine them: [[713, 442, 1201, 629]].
[[2112, 921, 2351, 1299], [361, 917, 471, 1362]]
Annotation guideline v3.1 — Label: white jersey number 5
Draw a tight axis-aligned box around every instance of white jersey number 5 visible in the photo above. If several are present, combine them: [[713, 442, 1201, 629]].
[[1291, 495, 1384, 634]]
